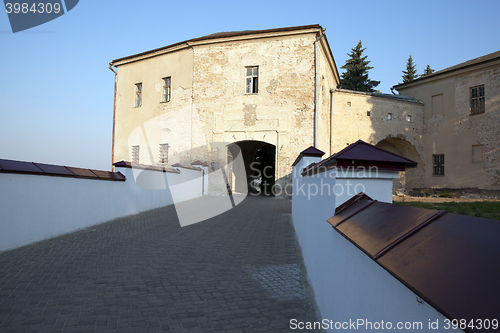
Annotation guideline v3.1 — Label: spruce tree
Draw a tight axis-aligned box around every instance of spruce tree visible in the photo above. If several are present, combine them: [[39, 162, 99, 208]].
[[401, 54, 418, 83], [422, 64, 435, 76], [339, 40, 380, 92]]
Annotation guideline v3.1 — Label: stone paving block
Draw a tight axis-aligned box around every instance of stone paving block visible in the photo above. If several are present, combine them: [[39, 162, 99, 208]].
[[0, 196, 322, 332]]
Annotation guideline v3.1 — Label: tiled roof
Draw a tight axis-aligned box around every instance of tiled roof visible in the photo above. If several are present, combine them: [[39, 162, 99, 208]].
[[394, 49, 500, 89]]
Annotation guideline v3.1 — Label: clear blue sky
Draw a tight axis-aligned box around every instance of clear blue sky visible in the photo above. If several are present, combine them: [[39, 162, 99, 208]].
[[1, 0, 499, 170]]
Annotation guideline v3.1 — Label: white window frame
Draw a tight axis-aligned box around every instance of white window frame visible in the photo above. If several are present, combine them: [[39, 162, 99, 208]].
[[159, 143, 169, 165], [245, 66, 259, 94], [132, 145, 140, 163]]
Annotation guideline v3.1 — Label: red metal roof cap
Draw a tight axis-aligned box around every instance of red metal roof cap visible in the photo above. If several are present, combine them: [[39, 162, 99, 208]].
[[329, 140, 417, 164], [300, 146, 325, 157]]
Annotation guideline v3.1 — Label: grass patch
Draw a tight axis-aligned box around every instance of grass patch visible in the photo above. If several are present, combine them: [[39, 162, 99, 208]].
[[395, 201, 500, 221]]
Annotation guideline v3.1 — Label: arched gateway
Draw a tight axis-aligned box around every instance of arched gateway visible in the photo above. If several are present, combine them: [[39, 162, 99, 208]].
[[227, 141, 276, 195]]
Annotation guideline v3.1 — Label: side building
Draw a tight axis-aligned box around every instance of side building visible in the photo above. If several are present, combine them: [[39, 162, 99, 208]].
[[394, 51, 500, 191]]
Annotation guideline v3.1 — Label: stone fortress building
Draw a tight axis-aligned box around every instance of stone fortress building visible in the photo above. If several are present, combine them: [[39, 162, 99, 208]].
[[109, 24, 499, 194]]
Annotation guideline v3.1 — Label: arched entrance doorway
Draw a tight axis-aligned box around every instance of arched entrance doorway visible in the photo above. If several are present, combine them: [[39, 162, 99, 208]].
[[227, 141, 276, 195], [376, 137, 423, 190]]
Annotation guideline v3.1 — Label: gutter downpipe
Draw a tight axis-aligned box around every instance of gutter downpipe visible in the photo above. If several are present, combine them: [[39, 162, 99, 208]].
[[314, 28, 326, 148], [330, 89, 334, 155], [109, 63, 118, 171]]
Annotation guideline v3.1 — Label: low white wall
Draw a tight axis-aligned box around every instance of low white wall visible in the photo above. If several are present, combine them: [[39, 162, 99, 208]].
[[292, 162, 449, 331], [0, 166, 203, 252]]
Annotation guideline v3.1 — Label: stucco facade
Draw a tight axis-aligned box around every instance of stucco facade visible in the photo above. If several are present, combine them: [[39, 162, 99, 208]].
[[110, 25, 344, 192], [395, 51, 500, 190], [110, 25, 499, 193]]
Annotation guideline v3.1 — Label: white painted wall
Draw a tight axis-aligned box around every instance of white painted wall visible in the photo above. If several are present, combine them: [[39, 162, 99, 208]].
[[292, 161, 450, 332], [0, 166, 203, 252]]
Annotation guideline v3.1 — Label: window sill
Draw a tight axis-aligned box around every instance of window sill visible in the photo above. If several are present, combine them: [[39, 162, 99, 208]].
[[160, 101, 171, 104], [469, 112, 485, 116], [244, 93, 258, 95]]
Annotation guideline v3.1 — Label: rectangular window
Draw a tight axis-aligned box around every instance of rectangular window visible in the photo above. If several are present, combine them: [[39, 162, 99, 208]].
[[132, 145, 140, 163], [432, 154, 444, 176], [407, 115, 412, 122], [366, 110, 371, 116], [387, 113, 393, 120], [135, 83, 142, 108], [432, 94, 443, 115], [162, 77, 171, 103], [470, 85, 485, 115], [159, 143, 169, 165], [245, 66, 259, 94], [472, 145, 483, 164]]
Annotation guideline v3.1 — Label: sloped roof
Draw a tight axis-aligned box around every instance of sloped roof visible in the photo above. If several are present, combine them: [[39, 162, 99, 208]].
[[334, 89, 423, 104], [111, 24, 322, 65], [0, 158, 126, 181], [301, 140, 417, 176], [394, 49, 500, 89], [113, 160, 180, 174], [291, 146, 325, 167], [327, 193, 500, 332]]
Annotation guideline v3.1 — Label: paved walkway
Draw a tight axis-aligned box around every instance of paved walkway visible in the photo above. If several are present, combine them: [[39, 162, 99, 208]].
[[0, 196, 322, 332]]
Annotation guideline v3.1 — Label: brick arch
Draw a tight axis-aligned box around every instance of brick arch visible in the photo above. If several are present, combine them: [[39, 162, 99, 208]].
[[376, 137, 424, 190]]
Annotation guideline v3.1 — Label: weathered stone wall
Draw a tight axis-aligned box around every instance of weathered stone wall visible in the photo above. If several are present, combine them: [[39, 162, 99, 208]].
[[192, 33, 317, 188], [397, 63, 500, 190], [332, 90, 425, 189], [454, 67, 500, 189], [316, 38, 339, 156]]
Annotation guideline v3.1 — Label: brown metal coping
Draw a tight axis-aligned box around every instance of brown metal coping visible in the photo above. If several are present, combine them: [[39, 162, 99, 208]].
[[111, 24, 322, 65], [113, 160, 180, 174], [329, 199, 377, 227], [326, 193, 500, 333], [171, 163, 202, 171], [300, 140, 417, 177], [191, 160, 209, 167], [373, 210, 448, 259], [291, 146, 326, 167], [0, 158, 126, 181]]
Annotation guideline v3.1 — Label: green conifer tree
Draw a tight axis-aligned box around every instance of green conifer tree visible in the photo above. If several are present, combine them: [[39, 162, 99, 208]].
[[422, 64, 435, 76], [339, 40, 380, 92], [401, 54, 418, 83]]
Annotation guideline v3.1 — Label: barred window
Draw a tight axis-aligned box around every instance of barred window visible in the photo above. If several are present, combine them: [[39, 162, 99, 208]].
[[135, 83, 142, 108], [132, 145, 140, 163], [470, 85, 485, 115], [159, 143, 169, 165], [433, 154, 444, 176], [162, 77, 171, 103], [245, 66, 259, 94]]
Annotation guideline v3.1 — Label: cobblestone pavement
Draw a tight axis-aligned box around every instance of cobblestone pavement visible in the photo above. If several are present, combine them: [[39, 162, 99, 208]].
[[0, 196, 322, 332]]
